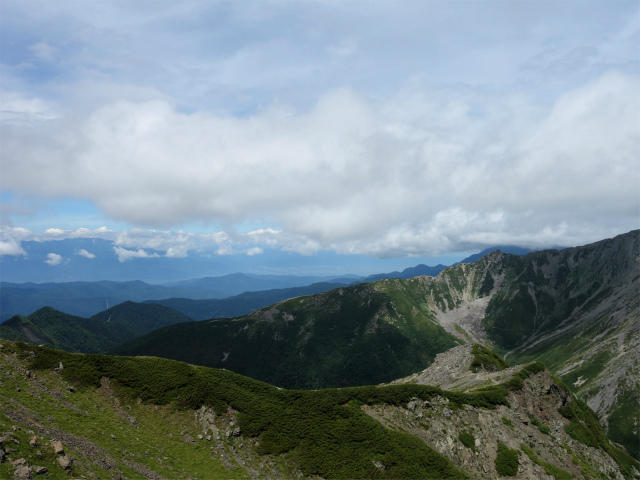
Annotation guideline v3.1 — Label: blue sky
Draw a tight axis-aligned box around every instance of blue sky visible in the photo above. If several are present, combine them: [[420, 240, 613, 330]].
[[1, 0, 638, 272]]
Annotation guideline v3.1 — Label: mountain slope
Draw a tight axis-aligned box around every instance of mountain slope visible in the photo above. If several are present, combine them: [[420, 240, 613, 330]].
[[478, 231, 640, 459], [393, 230, 640, 459], [2, 340, 636, 479], [113, 282, 462, 390], [0, 303, 192, 354]]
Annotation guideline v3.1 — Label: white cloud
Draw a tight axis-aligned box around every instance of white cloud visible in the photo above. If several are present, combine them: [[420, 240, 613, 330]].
[[24, 227, 116, 243], [0, 2, 638, 258], [0, 91, 59, 124], [76, 249, 96, 259], [215, 246, 234, 256], [45, 253, 63, 265], [245, 247, 263, 256], [2, 71, 638, 256], [165, 245, 189, 258], [0, 239, 26, 256], [0, 226, 31, 256], [113, 246, 159, 262]]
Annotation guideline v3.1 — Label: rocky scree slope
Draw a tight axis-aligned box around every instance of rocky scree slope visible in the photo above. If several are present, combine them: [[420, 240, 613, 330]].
[[1, 340, 638, 479]]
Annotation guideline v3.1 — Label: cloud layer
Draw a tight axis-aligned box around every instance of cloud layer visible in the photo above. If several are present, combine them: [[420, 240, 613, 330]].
[[1, 1, 638, 258]]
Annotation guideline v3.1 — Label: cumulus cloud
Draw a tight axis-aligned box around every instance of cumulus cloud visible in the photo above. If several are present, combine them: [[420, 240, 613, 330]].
[[245, 247, 263, 256], [76, 249, 96, 259], [3, 71, 637, 256], [0, 238, 26, 256], [45, 253, 63, 266], [113, 246, 159, 262], [0, 227, 30, 256], [1, 2, 638, 258]]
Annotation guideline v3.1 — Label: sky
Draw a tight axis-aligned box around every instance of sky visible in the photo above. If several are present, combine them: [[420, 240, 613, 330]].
[[1, 0, 639, 273]]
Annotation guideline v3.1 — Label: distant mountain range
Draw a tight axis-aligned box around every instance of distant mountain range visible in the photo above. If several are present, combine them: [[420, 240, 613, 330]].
[[0, 245, 536, 321], [0, 274, 351, 321], [0, 237, 365, 283]]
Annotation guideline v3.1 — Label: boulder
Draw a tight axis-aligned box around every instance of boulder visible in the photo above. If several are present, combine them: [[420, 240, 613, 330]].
[[52, 440, 64, 455], [13, 464, 32, 480], [57, 455, 72, 470]]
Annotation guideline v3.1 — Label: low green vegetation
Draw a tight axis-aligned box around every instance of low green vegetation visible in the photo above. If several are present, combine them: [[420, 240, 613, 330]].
[[502, 416, 514, 430], [501, 361, 546, 391], [605, 381, 640, 460], [520, 444, 572, 480], [458, 431, 476, 451], [494, 442, 519, 476], [482, 286, 537, 349], [12, 340, 560, 478], [558, 398, 639, 477], [0, 344, 247, 479], [10, 341, 560, 479], [530, 416, 551, 435], [470, 344, 509, 372]]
